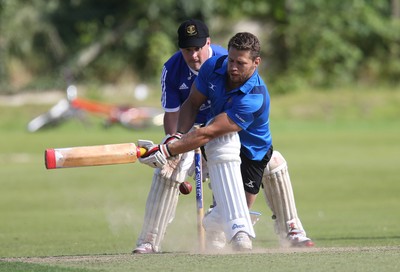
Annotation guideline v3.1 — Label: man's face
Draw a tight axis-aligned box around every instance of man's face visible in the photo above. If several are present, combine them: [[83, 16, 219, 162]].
[[180, 38, 211, 71], [227, 48, 260, 89]]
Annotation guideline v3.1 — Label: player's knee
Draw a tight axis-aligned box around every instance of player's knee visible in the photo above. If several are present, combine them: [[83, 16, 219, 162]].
[[155, 171, 180, 187], [265, 150, 287, 174], [205, 132, 240, 164]]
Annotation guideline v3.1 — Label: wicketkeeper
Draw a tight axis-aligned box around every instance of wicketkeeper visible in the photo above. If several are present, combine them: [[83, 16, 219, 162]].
[[132, 19, 227, 253]]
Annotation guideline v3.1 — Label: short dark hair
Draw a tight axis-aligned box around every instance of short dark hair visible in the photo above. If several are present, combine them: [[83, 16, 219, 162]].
[[227, 32, 260, 60]]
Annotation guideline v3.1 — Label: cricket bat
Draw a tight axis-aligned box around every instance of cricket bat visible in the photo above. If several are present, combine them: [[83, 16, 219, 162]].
[[45, 143, 147, 169]]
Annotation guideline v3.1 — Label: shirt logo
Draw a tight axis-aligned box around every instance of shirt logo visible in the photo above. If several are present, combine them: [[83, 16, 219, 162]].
[[199, 103, 211, 111], [208, 82, 216, 91], [235, 113, 246, 123], [179, 83, 189, 90]]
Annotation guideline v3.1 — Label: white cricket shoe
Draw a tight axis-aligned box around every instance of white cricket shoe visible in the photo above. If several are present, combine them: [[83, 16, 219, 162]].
[[287, 222, 315, 247], [231, 231, 252, 251], [206, 231, 226, 250], [132, 242, 155, 254]]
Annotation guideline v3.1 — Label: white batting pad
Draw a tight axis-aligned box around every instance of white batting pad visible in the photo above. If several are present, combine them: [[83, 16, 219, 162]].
[[168, 150, 195, 183], [135, 169, 179, 252], [135, 151, 194, 252], [262, 150, 305, 239], [204, 132, 255, 241]]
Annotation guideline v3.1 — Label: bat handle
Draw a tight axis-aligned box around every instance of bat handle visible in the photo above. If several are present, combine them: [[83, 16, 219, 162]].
[[137, 147, 147, 158]]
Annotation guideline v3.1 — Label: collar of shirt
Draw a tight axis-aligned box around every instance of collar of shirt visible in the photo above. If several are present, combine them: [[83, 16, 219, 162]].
[[239, 69, 260, 94]]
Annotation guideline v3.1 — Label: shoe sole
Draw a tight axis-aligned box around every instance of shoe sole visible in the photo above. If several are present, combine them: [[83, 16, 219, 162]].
[[132, 249, 155, 254], [290, 240, 315, 247]]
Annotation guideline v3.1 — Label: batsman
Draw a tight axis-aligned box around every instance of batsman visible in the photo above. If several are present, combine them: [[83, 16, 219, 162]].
[[133, 21, 313, 254]]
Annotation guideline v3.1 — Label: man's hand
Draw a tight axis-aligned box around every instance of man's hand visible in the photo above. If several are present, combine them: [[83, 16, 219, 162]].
[[138, 140, 172, 168]]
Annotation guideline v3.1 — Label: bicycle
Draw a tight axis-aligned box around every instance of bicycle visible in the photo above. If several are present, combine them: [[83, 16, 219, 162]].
[[27, 85, 163, 132]]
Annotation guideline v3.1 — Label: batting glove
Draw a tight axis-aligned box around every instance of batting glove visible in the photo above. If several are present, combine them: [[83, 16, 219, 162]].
[[138, 140, 172, 168], [161, 132, 183, 144]]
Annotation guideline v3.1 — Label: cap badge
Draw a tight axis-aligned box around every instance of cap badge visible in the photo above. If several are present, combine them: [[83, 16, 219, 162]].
[[186, 25, 197, 36]]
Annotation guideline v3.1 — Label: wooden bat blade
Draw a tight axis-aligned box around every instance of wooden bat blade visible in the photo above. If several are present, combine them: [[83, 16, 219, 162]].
[[45, 143, 147, 169]]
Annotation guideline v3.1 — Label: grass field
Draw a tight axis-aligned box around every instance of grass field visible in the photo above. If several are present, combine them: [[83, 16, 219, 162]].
[[0, 89, 400, 271]]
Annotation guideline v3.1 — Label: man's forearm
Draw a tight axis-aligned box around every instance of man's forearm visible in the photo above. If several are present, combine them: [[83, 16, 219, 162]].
[[163, 111, 179, 135], [176, 99, 199, 133], [168, 127, 210, 155]]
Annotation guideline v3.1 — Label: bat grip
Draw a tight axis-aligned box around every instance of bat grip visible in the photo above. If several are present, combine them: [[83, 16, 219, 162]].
[[137, 147, 147, 158]]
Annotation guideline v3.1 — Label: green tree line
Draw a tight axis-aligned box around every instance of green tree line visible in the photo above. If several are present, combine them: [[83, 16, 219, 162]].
[[0, 0, 399, 94]]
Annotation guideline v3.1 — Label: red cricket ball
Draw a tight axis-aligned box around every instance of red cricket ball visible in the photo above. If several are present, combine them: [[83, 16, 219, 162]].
[[179, 181, 192, 195]]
